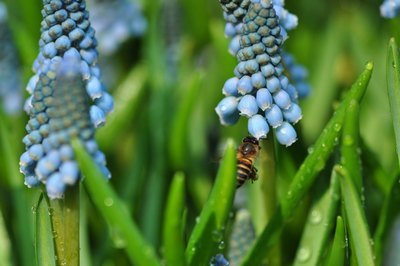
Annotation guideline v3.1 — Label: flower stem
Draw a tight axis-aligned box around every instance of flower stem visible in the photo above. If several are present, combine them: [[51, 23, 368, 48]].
[[49, 185, 80, 266]]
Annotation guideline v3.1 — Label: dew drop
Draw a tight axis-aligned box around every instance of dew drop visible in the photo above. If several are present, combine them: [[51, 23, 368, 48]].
[[334, 137, 339, 145], [212, 230, 223, 242], [195, 216, 200, 223], [310, 210, 322, 225], [369, 238, 375, 247], [111, 227, 126, 248], [297, 247, 312, 262], [104, 197, 114, 207], [307, 146, 314, 154], [218, 241, 225, 250], [314, 158, 325, 171], [333, 123, 342, 132], [31, 206, 37, 214]]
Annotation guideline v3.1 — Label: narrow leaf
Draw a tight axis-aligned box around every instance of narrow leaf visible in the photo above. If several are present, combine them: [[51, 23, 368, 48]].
[[0, 209, 12, 266], [325, 216, 345, 266], [240, 62, 373, 266], [72, 139, 161, 266], [373, 174, 400, 265], [169, 73, 203, 170], [0, 113, 35, 266], [293, 170, 340, 266], [186, 139, 236, 266], [163, 172, 186, 266], [336, 165, 375, 266], [340, 100, 362, 193], [387, 38, 400, 166], [35, 194, 56, 266]]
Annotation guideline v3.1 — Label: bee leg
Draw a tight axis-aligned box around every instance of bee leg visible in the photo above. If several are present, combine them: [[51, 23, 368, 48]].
[[250, 167, 258, 183]]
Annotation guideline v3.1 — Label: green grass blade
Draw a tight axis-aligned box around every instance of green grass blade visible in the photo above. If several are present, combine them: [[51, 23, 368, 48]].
[[325, 216, 345, 266], [169, 73, 203, 170], [72, 139, 161, 266], [35, 194, 56, 266], [79, 189, 92, 266], [373, 174, 400, 265], [0, 113, 35, 266], [293, 170, 340, 266], [97, 65, 147, 150], [186, 139, 236, 266], [163, 172, 186, 266], [340, 100, 362, 193], [0, 209, 12, 266], [336, 165, 375, 266], [240, 62, 373, 266], [387, 38, 400, 166]]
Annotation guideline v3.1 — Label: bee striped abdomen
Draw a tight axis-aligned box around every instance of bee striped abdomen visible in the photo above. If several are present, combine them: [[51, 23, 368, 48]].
[[236, 157, 254, 188]]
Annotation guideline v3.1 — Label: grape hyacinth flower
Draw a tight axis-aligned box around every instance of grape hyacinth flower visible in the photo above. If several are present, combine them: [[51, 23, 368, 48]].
[[228, 209, 255, 266], [210, 254, 230, 266], [380, 0, 400, 18], [282, 52, 310, 98], [87, 0, 146, 55], [20, 0, 112, 199], [0, 2, 23, 114], [272, 1, 310, 99], [216, 0, 302, 146]]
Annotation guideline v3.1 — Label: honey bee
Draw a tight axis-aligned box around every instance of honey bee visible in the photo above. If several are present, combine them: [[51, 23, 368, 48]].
[[236, 136, 260, 188]]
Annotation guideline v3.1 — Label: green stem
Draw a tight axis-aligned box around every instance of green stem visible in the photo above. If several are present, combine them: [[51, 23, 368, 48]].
[[49, 185, 80, 266]]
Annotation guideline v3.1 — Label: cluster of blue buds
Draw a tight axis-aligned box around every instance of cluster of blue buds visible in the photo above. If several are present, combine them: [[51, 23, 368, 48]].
[[216, 0, 303, 146], [210, 254, 230, 266], [0, 2, 23, 114], [380, 0, 400, 18], [87, 0, 147, 55], [228, 209, 255, 265], [20, 0, 112, 199]]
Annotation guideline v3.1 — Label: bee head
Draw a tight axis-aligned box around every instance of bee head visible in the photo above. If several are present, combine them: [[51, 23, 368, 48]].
[[242, 136, 259, 146], [240, 136, 260, 155]]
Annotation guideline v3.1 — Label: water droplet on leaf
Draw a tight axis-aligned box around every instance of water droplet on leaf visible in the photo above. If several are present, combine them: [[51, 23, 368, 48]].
[[310, 210, 322, 224], [297, 247, 312, 262], [104, 197, 114, 207]]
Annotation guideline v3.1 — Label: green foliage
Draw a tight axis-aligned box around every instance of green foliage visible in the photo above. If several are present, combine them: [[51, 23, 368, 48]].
[[186, 140, 236, 266], [163, 172, 186, 266], [72, 139, 161, 266], [325, 216, 345, 266], [241, 62, 373, 266], [337, 165, 375, 266], [34, 194, 56, 266]]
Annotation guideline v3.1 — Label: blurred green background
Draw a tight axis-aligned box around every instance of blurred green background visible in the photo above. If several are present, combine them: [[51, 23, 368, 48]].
[[0, 0, 399, 265]]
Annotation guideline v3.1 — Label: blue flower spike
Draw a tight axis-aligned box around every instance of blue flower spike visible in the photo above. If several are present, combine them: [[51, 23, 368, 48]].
[[380, 0, 400, 18], [20, 0, 112, 199], [217, 0, 306, 146], [0, 2, 23, 114], [210, 254, 230, 266], [87, 0, 147, 55]]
